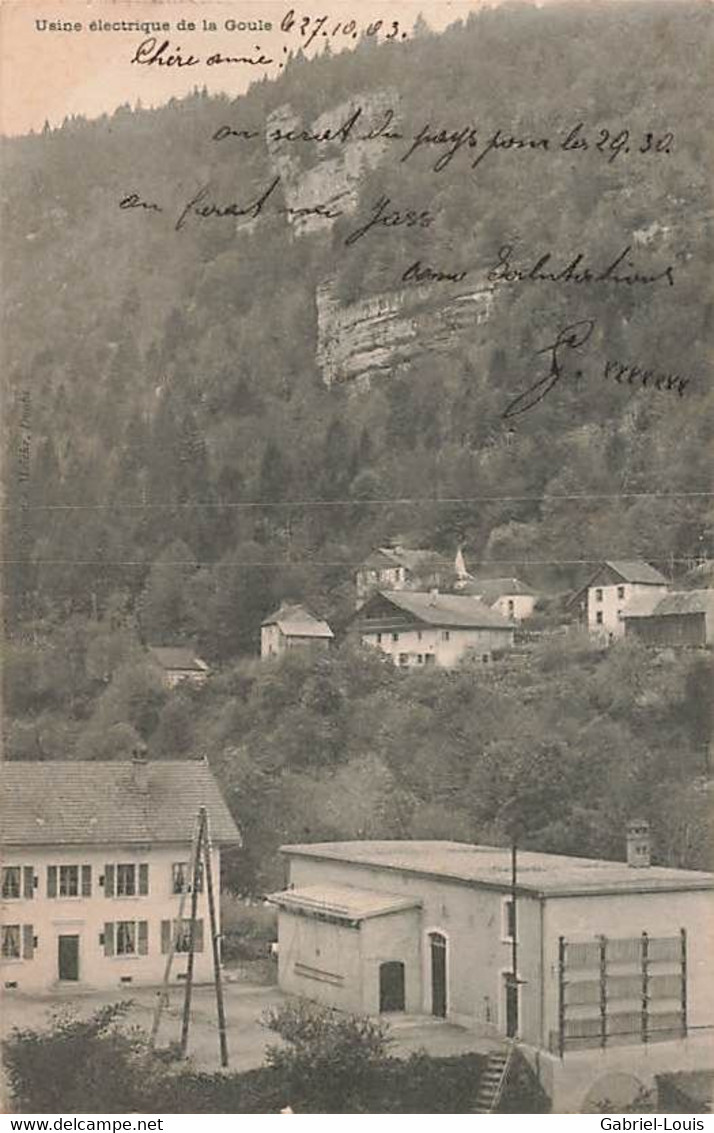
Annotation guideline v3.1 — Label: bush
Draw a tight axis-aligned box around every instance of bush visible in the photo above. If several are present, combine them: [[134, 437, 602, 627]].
[[3, 998, 492, 1114], [220, 895, 277, 962], [2, 1002, 174, 1113], [263, 999, 392, 1112]]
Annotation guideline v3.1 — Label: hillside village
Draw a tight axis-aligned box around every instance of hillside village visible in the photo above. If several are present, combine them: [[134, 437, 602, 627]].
[[139, 546, 713, 677]]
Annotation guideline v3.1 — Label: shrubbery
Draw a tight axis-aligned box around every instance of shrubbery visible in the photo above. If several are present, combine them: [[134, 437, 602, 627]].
[[3, 999, 490, 1114]]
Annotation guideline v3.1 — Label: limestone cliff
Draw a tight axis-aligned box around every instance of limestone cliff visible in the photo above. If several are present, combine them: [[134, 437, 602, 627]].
[[316, 278, 495, 388]]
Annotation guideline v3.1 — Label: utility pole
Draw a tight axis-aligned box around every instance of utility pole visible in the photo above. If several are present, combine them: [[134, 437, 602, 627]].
[[150, 815, 200, 1047], [201, 805, 229, 1068], [180, 807, 205, 1057]]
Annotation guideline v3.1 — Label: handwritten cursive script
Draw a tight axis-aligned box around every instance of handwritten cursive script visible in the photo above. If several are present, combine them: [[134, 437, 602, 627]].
[[502, 320, 691, 419]]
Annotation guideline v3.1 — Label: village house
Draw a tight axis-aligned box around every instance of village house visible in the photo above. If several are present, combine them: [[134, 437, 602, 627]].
[[570, 560, 669, 640], [269, 826, 714, 1112], [0, 758, 240, 993], [455, 576, 536, 623], [350, 589, 515, 668], [355, 545, 453, 602], [260, 602, 334, 659], [623, 589, 714, 648], [148, 646, 210, 689]]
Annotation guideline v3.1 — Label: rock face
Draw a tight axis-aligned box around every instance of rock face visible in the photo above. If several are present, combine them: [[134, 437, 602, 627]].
[[265, 91, 496, 385], [316, 278, 495, 388], [266, 91, 399, 235]]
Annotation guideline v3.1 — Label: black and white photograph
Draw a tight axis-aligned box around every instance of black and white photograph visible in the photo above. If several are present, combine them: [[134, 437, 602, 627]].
[[1, 0, 712, 1115]]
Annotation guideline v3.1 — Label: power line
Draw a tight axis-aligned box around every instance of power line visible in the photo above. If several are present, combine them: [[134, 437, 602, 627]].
[[2, 491, 713, 512], [1, 556, 706, 568]]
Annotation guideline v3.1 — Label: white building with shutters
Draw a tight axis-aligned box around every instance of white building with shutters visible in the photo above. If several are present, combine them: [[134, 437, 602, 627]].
[[0, 757, 240, 993]]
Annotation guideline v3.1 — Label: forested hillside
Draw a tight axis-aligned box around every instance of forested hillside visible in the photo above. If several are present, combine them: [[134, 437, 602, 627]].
[[2, 1, 712, 885]]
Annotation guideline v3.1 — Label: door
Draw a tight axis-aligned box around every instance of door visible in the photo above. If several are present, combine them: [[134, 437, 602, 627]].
[[58, 934, 79, 981], [379, 961, 405, 1012], [504, 973, 519, 1038], [429, 932, 447, 1018]]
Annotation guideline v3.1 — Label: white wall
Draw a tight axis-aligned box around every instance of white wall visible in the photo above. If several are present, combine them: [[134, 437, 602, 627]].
[[361, 625, 513, 669], [491, 594, 536, 622], [0, 842, 222, 992], [587, 583, 667, 639]]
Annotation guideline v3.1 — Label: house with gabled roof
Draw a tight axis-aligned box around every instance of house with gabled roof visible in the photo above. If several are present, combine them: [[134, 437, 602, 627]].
[[355, 545, 453, 602], [261, 602, 334, 659], [570, 560, 669, 641], [0, 757, 240, 993], [148, 646, 209, 689], [350, 589, 515, 668]]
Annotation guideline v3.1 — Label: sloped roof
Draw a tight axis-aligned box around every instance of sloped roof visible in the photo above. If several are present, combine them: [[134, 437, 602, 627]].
[[604, 560, 668, 585], [267, 884, 420, 923], [361, 547, 450, 574], [467, 577, 534, 602], [641, 590, 714, 618], [363, 590, 513, 630], [281, 840, 714, 898], [0, 761, 241, 847], [262, 602, 333, 638], [148, 646, 208, 672]]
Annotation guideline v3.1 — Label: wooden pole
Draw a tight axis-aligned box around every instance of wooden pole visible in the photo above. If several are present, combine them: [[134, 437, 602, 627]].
[[180, 807, 205, 1058], [201, 806, 230, 1068], [150, 817, 200, 1047]]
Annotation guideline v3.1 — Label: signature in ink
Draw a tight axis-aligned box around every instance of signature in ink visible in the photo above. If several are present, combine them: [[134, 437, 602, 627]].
[[502, 319, 692, 419], [502, 319, 596, 419]]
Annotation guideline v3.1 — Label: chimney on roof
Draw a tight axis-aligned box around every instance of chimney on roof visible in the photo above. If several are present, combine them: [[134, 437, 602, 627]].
[[131, 744, 149, 793], [626, 818, 651, 868]]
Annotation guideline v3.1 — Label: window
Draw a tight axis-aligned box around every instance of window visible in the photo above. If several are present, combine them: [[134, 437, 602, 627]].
[[507, 599, 515, 617], [441, 630, 450, 642], [617, 586, 625, 600], [595, 588, 603, 602], [424, 654, 436, 666], [116, 864, 136, 896], [482, 654, 490, 663], [376, 633, 382, 644], [398, 653, 409, 667], [47, 864, 90, 898], [417, 631, 423, 642], [1, 925, 20, 959], [163, 918, 204, 954], [392, 633, 399, 643], [103, 921, 147, 957], [103, 863, 148, 897], [116, 921, 137, 955], [596, 611, 604, 625], [1, 867, 21, 900], [502, 899, 517, 941], [172, 861, 202, 895], [417, 654, 424, 664], [59, 865, 79, 897]]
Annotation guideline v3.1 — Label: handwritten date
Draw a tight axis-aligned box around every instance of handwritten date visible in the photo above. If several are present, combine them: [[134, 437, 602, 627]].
[[279, 9, 408, 49]]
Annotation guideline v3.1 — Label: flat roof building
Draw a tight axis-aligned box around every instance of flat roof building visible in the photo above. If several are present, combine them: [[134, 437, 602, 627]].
[[270, 838, 714, 1111]]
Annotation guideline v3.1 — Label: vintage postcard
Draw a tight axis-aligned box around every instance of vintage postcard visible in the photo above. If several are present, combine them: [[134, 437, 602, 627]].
[[1, 0, 712, 1117]]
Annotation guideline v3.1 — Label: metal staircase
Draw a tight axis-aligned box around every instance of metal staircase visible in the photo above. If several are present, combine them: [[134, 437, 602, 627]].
[[472, 1042, 515, 1113]]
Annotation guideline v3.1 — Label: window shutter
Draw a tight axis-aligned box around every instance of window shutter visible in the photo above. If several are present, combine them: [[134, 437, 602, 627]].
[[161, 920, 171, 955], [104, 864, 115, 897], [104, 923, 115, 956], [194, 919, 204, 953], [138, 863, 149, 896], [138, 921, 149, 955], [81, 865, 92, 897], [47, 865, 57, 898], [23, 867, 34, 900], [22, 924, 34, 960]]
